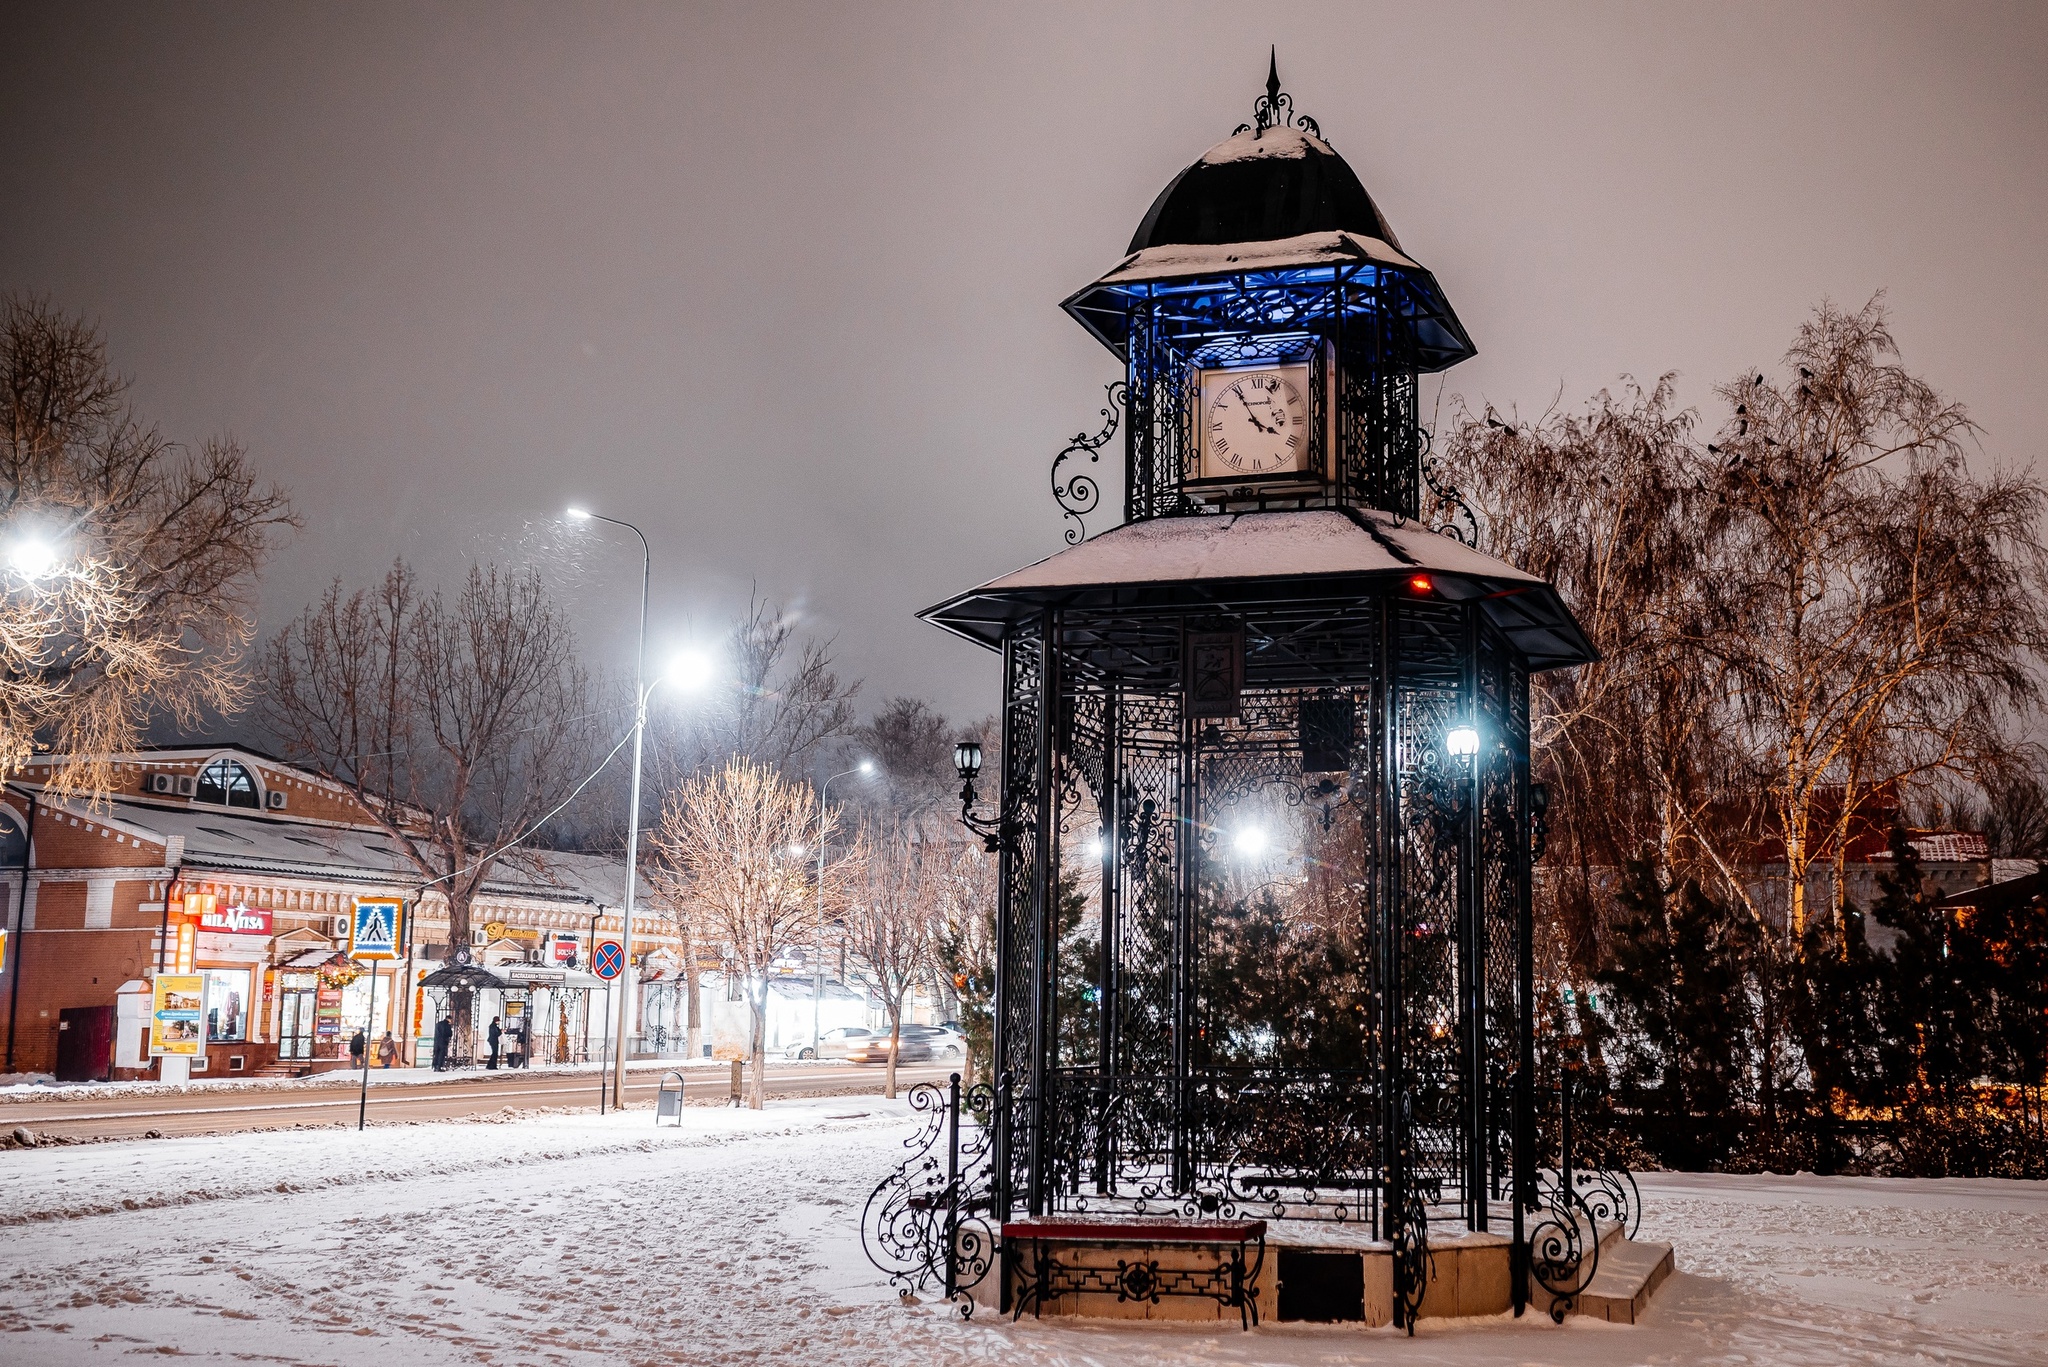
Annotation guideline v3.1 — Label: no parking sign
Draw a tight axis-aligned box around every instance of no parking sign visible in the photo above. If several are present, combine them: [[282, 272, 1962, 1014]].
[[593, 939, 624, 980]]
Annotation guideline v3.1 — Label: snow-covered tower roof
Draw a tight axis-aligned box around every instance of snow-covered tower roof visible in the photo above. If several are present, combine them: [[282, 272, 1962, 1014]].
[[1062, 56, 1474, 373]]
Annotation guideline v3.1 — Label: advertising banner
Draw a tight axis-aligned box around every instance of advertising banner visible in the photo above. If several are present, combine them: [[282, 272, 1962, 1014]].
[[350, 898, 403, 960], [148, 974, 206, 1058]]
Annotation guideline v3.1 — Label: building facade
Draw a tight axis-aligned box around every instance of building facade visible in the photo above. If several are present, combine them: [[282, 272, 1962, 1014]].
[[0, 745, 671, 1080]]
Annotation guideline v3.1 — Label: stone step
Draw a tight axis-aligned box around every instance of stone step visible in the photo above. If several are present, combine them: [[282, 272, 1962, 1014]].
[[1573, 1236, 1674, 1324]]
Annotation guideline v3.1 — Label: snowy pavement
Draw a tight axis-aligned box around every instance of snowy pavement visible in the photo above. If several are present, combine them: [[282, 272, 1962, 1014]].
[[0, 1100, 2044, 1366]]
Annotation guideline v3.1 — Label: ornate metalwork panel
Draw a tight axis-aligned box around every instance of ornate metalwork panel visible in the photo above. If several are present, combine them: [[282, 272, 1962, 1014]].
[[978, 590, 1539, 1315]]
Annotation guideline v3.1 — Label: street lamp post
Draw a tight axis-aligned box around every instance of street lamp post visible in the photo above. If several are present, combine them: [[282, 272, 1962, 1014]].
[[567, 507, 649, 1111], [811, 761, 874, 1058]]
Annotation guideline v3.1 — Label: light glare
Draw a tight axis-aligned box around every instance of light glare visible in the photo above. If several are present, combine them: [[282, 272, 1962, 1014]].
[[565, 506, 592, 521], [8, 537, 57, 581], [668, 650, 715, 692], [1446, 726, 1480, 757], [1233, 827, 1267, 858]]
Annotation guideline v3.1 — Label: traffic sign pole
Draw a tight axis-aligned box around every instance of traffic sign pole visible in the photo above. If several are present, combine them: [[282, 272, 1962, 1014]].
[[592, 939, 623, 1114], [357, 966, 377, 1131]]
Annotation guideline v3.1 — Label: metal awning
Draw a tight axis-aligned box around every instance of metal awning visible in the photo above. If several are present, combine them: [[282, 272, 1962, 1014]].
[[418, 963, 510, 990]]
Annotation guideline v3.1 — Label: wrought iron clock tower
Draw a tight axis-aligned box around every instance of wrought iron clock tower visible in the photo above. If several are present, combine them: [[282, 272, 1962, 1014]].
[[920, 58, 1597, 1328]]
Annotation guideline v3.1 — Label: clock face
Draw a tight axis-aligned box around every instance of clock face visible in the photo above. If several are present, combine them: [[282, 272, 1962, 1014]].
[[1202, 367, 1311, 479]]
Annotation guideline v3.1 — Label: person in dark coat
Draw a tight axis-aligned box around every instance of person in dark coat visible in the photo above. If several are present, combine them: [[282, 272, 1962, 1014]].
[[349, 1029, 366, 1070], [487, 1016, 503, 1070], [432, 1017, 452, 1072]]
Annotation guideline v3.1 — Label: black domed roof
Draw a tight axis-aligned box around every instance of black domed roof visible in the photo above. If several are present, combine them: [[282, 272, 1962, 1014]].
[[1128, 124, 1403, 255]]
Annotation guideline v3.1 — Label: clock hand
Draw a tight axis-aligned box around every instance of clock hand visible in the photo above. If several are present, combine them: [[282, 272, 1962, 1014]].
[[1241, 404, 1272, 435]]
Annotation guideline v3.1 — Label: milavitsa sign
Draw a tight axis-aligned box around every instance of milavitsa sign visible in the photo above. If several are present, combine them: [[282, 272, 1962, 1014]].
[[197, 903, 273, 935]]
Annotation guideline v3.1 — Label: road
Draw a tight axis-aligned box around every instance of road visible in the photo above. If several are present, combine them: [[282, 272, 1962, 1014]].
[[0, 1061, 959, 1141]]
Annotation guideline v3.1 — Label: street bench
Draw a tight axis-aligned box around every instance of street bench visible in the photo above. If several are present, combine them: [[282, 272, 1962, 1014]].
[[1002, 1215, 1267, 1328]]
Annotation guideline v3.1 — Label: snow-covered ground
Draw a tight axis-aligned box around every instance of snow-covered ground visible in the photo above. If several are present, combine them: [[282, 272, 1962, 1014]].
[[1, 1101, 2044, 1366]]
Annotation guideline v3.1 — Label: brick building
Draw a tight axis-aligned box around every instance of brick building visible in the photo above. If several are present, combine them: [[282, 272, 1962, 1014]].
[[0, 745, 657, 1081]]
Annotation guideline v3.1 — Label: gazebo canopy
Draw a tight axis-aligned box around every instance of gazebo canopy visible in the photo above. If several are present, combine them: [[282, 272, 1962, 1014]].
[[920, 508, 1596, 672]]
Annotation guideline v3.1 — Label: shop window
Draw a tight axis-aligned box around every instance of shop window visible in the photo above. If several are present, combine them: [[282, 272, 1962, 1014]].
[[203, 967, 252, 1042], [196, 758, 261, 809]]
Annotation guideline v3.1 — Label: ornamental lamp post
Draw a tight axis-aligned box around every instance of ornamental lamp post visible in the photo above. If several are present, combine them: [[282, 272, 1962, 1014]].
[[810, 760, 876, 1058]]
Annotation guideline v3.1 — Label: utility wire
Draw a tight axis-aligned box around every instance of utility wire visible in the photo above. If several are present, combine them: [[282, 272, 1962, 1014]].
[[414, 721, 640, 893]]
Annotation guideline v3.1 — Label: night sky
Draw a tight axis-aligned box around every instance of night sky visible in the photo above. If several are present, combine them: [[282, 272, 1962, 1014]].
[[4, 2, 2043, 725]]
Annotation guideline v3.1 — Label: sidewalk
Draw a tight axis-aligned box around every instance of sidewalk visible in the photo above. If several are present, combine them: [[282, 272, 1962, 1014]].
[[1, 1054, 752, 1104]]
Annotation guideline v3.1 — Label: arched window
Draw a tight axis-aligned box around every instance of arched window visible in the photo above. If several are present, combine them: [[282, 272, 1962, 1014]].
[[0, 809, 25, 868], [196, 758, 261, 809]]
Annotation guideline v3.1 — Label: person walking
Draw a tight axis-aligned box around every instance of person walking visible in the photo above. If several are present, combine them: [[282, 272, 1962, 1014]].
[[349, 1029, 367, 1071], [376, 1031, 397, 1069], [432, 1016, 452, 1071], [487, 1015, 503, 1070]]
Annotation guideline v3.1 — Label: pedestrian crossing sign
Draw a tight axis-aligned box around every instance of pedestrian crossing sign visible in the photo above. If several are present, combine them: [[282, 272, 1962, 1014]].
[[350, 898, 404, 961]]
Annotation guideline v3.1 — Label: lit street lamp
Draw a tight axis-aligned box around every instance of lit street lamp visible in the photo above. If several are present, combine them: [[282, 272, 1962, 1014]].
[[811, 759, 875, 1057], [566, 505, 660, 1109]]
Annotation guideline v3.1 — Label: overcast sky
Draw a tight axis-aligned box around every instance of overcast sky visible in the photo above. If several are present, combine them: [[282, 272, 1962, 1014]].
[[4, 1, 2044, 729]]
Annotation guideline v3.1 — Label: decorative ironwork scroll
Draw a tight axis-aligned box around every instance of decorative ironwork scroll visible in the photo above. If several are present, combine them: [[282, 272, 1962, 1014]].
[[1235, 50, 1322, 141], [1525, 1183, 1598, 1323], [1419, 438, 1480, 546], [1049, 382, 1125, 545], [860, 1076, 998, 1318]]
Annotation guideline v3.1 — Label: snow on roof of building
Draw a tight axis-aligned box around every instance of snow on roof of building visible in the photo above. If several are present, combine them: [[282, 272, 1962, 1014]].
[[1871, 830, 1990, 864], [49, 795, 624, 908]]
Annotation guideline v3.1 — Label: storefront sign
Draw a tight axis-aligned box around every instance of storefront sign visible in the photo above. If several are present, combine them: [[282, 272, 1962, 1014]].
[[148, 974, 206, 1058], [173, 921, 197, 973], [551, 935, 578, 965], [315, 985, 343, 1037], [198, 903, 273, 935], [350, 898, 403, 960]]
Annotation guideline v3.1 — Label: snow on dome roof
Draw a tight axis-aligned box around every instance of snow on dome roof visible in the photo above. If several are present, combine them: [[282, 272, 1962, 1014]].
[[1127, 119, 1403, 255], [1197, 124, 1332, 165]]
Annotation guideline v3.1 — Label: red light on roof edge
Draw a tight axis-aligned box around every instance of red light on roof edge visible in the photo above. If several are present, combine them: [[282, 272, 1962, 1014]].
[[1409, 575, 1433, 594]]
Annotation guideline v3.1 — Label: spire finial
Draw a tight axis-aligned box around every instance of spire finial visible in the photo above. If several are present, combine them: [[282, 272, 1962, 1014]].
[[1238, 51, 1321, 140]]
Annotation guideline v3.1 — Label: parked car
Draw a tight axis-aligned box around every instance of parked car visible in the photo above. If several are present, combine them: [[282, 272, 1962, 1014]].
[[845, 1029, 934, 1064], [784, 1026, 873, 1061]]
